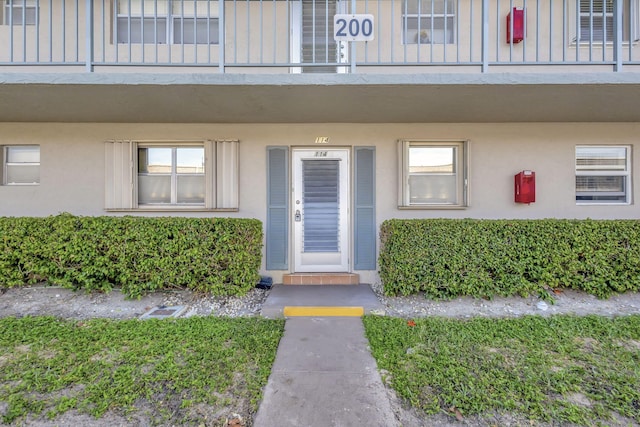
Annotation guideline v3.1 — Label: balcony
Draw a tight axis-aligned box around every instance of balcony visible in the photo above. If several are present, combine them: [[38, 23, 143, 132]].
[[1, 0, 640, 123]]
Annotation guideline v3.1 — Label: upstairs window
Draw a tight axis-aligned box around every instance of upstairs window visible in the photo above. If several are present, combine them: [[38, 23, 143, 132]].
[[2, 145, 40, 185], [116, 0, 219, 44], [402, 0, 456, 44], [576, 146, 631, 204], [398, 140, 468, 207], [3, 0, 37, 25], [577, 0, 637, 42]]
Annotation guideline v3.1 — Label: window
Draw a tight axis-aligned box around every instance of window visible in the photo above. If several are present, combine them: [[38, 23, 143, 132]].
[[576, 146, 631, 204], [402, 0, 456, 44], [116, 0, 219, 44], [138, 146, 205, 205], [105, 140, 238, 210], [577, 0, 637, 42], [2, 145, 40, 185], [3, 0, 37, 25], [399, 140, 467, 207]]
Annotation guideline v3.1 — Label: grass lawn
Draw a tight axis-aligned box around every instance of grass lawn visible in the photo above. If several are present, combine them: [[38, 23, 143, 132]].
[[364, 314, 640, 426], [0, 316, 285, 426]]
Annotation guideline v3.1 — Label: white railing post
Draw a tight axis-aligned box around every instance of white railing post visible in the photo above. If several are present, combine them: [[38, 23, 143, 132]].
[[85, 0, 94, 71], [614, 0, 623, 71], [219, 0, 226, 73], [350, 0, 357, 73], [481, 0, 489, 72]]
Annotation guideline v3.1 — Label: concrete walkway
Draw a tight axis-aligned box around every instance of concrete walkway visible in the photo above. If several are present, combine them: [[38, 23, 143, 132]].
[[253, 316, 398, 427], [254, 285, 398, 426]]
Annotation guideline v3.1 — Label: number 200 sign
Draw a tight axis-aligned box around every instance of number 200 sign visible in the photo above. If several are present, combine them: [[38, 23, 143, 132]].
[[334, 14, 374, 41]]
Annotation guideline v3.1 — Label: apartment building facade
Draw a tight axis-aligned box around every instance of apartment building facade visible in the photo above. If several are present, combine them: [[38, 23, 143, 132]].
[[1, 0, 639, 283]]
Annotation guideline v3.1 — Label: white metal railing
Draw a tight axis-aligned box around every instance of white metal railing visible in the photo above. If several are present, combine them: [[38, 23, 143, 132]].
[[0, 0, 639, 72]]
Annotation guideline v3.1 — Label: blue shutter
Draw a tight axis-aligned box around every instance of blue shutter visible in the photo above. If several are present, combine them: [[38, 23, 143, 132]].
[[266, 147, 289, 270], [354, 147, 376, 270]]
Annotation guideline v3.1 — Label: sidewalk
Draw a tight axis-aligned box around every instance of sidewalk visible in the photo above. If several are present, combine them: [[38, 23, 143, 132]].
[[254, 284, 400, 426], [253, 316, 398, 427]]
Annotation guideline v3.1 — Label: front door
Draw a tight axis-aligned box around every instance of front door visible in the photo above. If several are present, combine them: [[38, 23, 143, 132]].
[[293, 149, 349, 272]]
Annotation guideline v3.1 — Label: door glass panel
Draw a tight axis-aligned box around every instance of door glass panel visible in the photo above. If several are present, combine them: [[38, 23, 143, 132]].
[[302, 160, 340, 252]]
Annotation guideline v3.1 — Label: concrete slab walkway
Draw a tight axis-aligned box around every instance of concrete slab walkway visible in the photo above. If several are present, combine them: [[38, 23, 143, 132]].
[[254, 317, 398, 427]]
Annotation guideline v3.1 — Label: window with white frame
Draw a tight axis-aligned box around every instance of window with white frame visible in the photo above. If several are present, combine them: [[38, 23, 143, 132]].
[[399, 140, 467, 207], [138, 145, 205, 205], [576, 146, 631, 204], [402, 0, 456, 44], [2, 145, 40, 185], [577, 0, 638, 42], [116, 0, 219, 44], [3, 0, 38, 25], [105, 140, 238, 210]]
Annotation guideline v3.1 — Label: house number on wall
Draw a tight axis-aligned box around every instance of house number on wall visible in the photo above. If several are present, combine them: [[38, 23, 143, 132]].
[[315, 151, 328, 157]]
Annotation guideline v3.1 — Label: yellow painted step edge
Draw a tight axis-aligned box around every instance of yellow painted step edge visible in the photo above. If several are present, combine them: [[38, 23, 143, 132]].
[[283, 306, 365, 317]]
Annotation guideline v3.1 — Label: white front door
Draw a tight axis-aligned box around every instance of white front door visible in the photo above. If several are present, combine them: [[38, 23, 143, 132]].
[[293, 149, 349, 272]]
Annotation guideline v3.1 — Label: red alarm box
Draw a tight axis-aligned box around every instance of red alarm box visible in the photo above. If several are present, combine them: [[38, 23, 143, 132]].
[[507, 8, 524, 43], [515, 170, 535, 204]]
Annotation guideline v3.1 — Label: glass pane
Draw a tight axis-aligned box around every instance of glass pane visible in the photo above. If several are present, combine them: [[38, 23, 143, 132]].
[[139, 147, 172, 174], [7, 146, 39, 163], [409, 174, 457, 204], [409, 146, 455, 173], [576, 176, 625, 192], [5, 5, 37, 25], [118, 0, 169, 15], [173, 17, 219, 44], [405, 17, 455, 43], [172, 0, 219, 17], [576, 147, 627, 171], [138, 175, 171, 204], [407, 0, 455, 15], [176, 147, 205, 173], [117, 17, 167, 43], [302, 160, 340, 253], [6, 165, 39, 184], [177, 175, 205, 204]]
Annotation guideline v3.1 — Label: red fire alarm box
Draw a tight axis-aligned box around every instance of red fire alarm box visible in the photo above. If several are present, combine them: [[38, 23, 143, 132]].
[[507, 7, 525, 43], [515, 170, 535, 204]]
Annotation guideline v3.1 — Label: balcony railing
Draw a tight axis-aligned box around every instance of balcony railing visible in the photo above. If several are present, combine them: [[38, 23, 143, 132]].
[[1, 0, 639, 72]]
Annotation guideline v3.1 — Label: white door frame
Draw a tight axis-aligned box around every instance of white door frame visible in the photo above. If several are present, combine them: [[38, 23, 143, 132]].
[[292, 148, 350, 272], [289, 0, 349, 74]]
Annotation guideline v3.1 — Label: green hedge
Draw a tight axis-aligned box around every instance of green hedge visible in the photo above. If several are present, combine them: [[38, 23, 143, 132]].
[[379, 219, 640, 299], [0, 214, 263, 298]]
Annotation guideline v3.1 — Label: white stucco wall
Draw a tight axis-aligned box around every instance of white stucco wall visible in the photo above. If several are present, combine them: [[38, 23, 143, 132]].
[[1, 122, 638, 282]]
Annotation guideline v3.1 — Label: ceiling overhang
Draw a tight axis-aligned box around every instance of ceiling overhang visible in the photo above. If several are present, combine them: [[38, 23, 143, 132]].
[[1, 72, 640, 123]]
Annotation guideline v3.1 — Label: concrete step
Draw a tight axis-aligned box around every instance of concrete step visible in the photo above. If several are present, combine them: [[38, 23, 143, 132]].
[[260, 284, 385, 318], [282, 273, 360, 285]]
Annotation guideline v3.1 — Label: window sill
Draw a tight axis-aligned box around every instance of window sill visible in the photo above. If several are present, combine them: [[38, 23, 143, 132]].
[[105, 207, 239, 213], [398, 205, 467, 210]]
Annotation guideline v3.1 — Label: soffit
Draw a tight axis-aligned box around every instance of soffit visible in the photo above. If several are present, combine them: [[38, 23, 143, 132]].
[[1, 72, 639, 123]]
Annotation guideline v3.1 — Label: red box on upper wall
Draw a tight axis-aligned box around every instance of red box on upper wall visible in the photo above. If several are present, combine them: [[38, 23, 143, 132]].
[[515, 170, 535, 204], [507, 8, 525, 43]]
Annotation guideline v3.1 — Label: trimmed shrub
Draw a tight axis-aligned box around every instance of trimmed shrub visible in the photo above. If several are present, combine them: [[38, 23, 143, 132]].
[[379, 219, 640, 299], [0, 214, 263, 298]]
